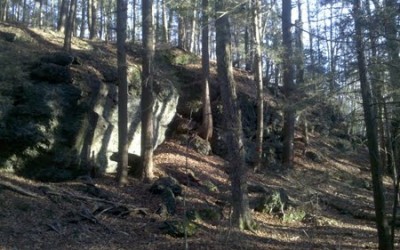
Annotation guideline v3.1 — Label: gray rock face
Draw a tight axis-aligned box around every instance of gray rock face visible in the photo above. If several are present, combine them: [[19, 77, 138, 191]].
[[74, 66, 179, 173], [0, 63, 178, 177]]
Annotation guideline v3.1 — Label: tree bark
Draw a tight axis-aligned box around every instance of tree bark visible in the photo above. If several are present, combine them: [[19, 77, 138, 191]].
[[89, 0, 98, 39], [178, 14, 186, 50], [116, 0, 128, 186], [252, 0, 264, 172], [63, 0, 77, 52], [281, 0, 295, 168], [141, 0, 155, 182], [305, 0, 315, 92], [80, 0, 86, 38], [215, 0, 254, 231], [189, 4, 197, 53], [199, 0, 213, 142], [161, 0, 168, 43], [353, 1, 392, 249], [131, 0, 136, 42]]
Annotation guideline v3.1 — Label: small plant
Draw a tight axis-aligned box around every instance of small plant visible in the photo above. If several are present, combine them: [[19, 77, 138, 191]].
[[282, 207, 306, 223]]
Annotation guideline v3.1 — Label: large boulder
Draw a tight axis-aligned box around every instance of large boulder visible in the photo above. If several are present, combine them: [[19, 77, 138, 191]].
[[0, 62, 179, 178], [67, 65, 179, 173]]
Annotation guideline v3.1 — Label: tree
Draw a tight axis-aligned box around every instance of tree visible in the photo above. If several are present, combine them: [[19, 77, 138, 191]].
[[80, 0, 87, 38], [0, 0, 6, 21], [140, 0, 155, 182], [215, 0, 254, 231], [63, 0, 77, 52], [88, 0, 98, 39], [199, 0, 213, 141], [281, 0, 295, 168], [252, 0, 264, 172], [161, 0, 168, 43], [353, 0, 392, 248], [115, 0, 129, 185], [131, 0, 137, 42]]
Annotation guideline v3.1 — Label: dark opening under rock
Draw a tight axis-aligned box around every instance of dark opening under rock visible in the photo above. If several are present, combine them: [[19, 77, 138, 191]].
[[0, 31, 16, 42], [161, 187, 176, 215], [30, 63, 72, 83], [253, 189, 289, 214], [149, 176, 182, 196], [40, 52, 75, 66], [160, 220, 198, 237]]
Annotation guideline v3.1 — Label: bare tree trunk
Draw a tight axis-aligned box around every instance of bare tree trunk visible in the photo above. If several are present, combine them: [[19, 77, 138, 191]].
[[38, 0, 43, 28], [281, 0, 295, 168], [80, 0, 86, 38], [215, 0, 254, 231], [87, 0, 92, 36], [366, 0, 386, 173], [155, 0, 160, 44], [22, 0, 27, 23], [141, 0, 155, 182], [189, 4, 197, 53], [305, 0, 315, 92], [167, 8, 173, 43], [131, 0, 136, 42], [161, 0, 168, 43], [199, 0, 213, 141], [0, 0, 5, 21], [89, 0, 97, 39], [116, 0, 128, 186], [63, 0, 77, 52], [353, 1, 392, 249], [252, 0, 264, 172], [178, 14, 186, 50]]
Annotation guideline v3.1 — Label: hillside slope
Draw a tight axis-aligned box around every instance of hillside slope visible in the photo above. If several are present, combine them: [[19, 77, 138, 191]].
[[0, 23, 399, 249]]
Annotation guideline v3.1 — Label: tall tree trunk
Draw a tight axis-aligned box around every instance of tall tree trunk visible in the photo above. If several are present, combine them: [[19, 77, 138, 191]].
[[22, 0, 27, 23], [63, 0, 77, 52], [252, 0, 264, 172], [327, 3, 336, 93], [38, 0, 43, 28], [178, 14, 186, 50], [281, 0, 295, 168], [89, 0, 97, 39], [384, 0, 400, 176], [305, 0, 315, 92], [116, 0, 128, 186], [0, 0, 5, 22], [131, 0, 136, 42], [58, 0, 68, 32], [353, 1, 392, 249], [215, 0, 254, 231], [155, 0, 160, 44], [189, 4, 197, 53], [167, 8, 173, 43], [161, 0, 168, 43], [141, 0, 155, 182], [366, 0, 386, 173], [80, 0, 86, 38], [199, 0, 213, 141], [296, 0, 307, 152], [87, 0, 92, 36]]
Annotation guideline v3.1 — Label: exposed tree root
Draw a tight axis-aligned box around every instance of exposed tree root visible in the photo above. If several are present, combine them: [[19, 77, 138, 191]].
[[0, 180, 42, 198]]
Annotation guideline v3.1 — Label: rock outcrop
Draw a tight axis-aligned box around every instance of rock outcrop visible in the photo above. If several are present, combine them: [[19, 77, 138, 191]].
[[0, 50, 179, 179]]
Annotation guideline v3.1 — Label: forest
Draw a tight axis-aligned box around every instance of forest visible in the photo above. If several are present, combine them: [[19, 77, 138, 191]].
[[0, 0, 400, 249]]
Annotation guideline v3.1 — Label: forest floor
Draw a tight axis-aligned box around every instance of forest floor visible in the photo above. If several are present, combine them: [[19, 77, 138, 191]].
[[1, 137, 399, 249], [1, 22, 400, 249]]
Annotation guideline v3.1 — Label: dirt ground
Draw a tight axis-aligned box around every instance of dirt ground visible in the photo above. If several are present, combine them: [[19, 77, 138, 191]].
[[1, 136, 399, 250]]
